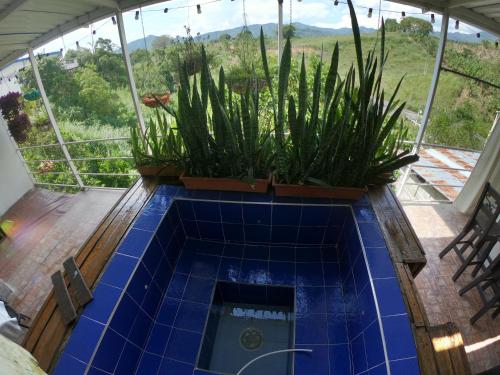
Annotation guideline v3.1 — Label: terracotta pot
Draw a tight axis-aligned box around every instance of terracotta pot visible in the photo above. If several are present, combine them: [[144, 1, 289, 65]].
[[272, 175, 367, 200], [142, 93, 170, 108], [137, 165, 180, 177], [180, 172, 271, 193]]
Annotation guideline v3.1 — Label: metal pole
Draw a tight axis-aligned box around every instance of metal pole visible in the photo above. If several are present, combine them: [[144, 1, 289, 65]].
[[397, 14, 449, 197], [278, 0, 284, 67], [28, 48, 84, 189], [115, 11, 146, 136]]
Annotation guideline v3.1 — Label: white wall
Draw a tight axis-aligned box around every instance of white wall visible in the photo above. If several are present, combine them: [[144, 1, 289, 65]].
[[0, 116, 33, 216]]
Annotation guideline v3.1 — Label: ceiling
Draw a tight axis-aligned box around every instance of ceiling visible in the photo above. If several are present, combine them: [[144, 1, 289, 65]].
[[0, 0, 499, 69]]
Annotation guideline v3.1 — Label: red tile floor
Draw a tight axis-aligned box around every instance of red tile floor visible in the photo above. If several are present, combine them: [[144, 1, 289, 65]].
[[404, 203, 500, 374], [0, 188, 122, 322]]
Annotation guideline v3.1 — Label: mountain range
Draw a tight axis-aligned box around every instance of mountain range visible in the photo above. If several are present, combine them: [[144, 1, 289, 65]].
[[126, 21, 496, 52]]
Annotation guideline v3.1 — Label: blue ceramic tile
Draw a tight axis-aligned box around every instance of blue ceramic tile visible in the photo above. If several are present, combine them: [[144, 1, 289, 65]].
[[374, 278, 407, 317], [365, 247, 396, 279], [242, 192, 272, 202], [323, 262, 341, 286], [270, 225, 298, 244], [126, 262, 152, 305], [142, 237, 164, 275], [114, 342, 141, 375], [321, 245, 339, 262], [296, 262, 324, 286], [157, 219, 175, 250], [358, 283, 378, 328], [295, 344, 329, 375], [329, 344, 351, 375], [100, 254, 138, 289], [328, 206, 349, 226], [223, 243, 244, 258], [300, 206, 331, 226], [296, 314, 328, 344], [117, 228, 152, 258], [353, 254, 370, 294], [239, 259, 269, 284], [64, 316, 105, 363], [351, 333, 368, 374], [269, 245, 295, 262], [145, 323, 172, 355], [159, 358, 194, 375], [165, 328, 201, 364], [184, 238, 202, 252], [197, 221, 224, 241], [326, 286, 345, 314], [166, 273, 188, 299], [296, 246, 322, 262], [218, 191, 243, 202], [176, 251, 195, 274], [352, 194, 370, 206], [197, 240, 224, 256], [82, 283, 121, 324], [358, 222, 386, 248], [244, 224, 271, 243], [390, 357, 420, 375], [190, 254, 220, 278], [297, 226, 325, 245], [327, 314, 349, 344], [223, 223, 244, 242], [220, 202, 243, 223], [364, 320, 386, 369], [191, 190, 221, 200], [174, 300, 209, 333], [192, 201, 220, 222], [353, 205, 377, 223], [243, 204, 271, 225], [142, 282, 163, 317], [296, 286, 326, 314], [91, 328, 125, 373], [53, 354, 86, 375], [176, 200, 195, 220], [147, 194, 172, 214], [183, 275, 215, 304], [154, 256, 173, 292], [272, 196, 303, 204], [133, 210, 164, 232], [129, 307, 154, 347], [382, 314, 418, 360], [182, 219, 199, 237], [244, 244, 269, 260], [272, 204, 301, 226], [218, 257, 242, 282], [323, 227, 342, 245], [136, 353, 162, 374], [109, 294, 139, 337], [268, 261, 295, 286], [369, 363, 389, 375], [156, 184, 179, 196], [157, 297, 180, 325]]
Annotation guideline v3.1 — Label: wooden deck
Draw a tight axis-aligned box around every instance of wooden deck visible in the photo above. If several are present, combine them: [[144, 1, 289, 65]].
[[22, 180, 471, 374]]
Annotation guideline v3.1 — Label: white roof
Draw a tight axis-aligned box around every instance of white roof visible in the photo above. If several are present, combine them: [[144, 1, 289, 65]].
[[0, 0, 499, 69]]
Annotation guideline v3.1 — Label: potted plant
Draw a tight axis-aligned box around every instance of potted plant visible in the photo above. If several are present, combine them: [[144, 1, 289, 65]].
[[0, 92, 31, 143], [142, 92, 170, 108], [261, 0, 418, 199], [130, 109, 183, 177], [158, 47, 272, 193]]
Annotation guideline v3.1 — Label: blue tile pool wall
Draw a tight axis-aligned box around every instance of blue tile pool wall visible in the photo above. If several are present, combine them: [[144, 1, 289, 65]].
[[54, 186, 420, 375]]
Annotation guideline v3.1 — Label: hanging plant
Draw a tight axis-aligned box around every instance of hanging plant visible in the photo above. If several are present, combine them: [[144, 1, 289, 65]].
[[0, 92, 31, 144]]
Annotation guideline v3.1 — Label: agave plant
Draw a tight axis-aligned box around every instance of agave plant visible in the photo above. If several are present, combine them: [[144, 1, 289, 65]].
[[260, 0, 418, 188], [158, 46, 272, 181], [130, 109, 183, 167]]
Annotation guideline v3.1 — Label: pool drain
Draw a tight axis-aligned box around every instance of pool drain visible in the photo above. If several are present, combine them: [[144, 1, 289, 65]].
[[239, 327, 263, 351]]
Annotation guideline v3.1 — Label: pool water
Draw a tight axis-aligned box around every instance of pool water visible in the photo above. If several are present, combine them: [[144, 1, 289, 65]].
[[53, 186, 420, 375]]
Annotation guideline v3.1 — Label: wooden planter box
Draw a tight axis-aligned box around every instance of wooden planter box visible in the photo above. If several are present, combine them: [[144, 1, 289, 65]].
[[272, 175, 367, 200], [137, 165, 180, 177], [180, 173, 271, 193]]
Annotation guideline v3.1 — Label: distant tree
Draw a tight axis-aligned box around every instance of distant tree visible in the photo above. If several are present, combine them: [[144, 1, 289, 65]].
[[400, 17, 433, 36], [384, 19, 401, 32], [152, 35, 171, 50], [283, 24, 297, 38], [218, 33, 231, 41]]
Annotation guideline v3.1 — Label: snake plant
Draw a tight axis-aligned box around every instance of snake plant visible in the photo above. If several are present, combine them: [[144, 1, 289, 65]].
[[260, 0, 418, 187], [158, 46, 272, 181]]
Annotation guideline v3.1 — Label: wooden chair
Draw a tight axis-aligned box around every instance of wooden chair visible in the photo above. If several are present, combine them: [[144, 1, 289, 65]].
[[439, 183, 500, 281]]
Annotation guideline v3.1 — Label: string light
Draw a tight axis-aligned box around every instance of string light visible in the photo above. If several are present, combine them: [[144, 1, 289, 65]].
[[334, 0, 338, 5], [135, 10, 139, 20], [368, 7, 372, 18], [92, 29, 96, 35], [455, 20, 459, 29], [111, 16, 116, 25], [431, 14, 435, 23], [164, 8, 168, 13], [197, 4, 201, 14], [76, 41, 80, 48], [401, 11, 405, 18], [476, 32, 480, 38]]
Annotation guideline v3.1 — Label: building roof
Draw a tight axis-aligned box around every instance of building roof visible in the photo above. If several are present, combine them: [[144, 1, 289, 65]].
[[0, 0, 499, 69]]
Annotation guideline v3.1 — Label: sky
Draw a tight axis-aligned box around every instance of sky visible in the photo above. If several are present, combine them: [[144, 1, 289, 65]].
[[35, 0, 481, 55]]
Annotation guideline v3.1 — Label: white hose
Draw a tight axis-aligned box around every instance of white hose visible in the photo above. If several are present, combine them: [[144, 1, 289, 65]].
[[236, 348, 313, 375]]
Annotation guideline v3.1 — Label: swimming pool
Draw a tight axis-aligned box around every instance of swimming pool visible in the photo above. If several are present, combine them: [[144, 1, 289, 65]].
[[52, 185, 419, 375]]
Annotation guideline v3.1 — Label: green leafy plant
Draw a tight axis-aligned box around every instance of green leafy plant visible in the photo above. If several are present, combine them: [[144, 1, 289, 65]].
[[259, 0, 418, 188], [130, 109, 183, 167]]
